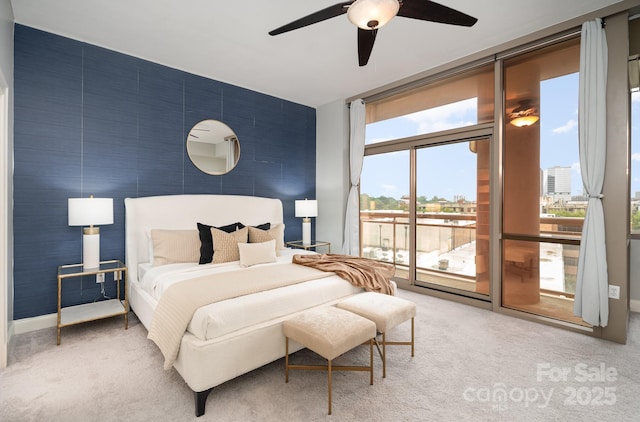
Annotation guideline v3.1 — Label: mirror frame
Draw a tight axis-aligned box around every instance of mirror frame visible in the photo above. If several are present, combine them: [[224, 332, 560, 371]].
[[186, 119, 240, 175]]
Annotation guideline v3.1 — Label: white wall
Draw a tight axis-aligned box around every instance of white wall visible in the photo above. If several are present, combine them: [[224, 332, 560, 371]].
[[0, 0, 14, 368], [316, 100, 350, 254]]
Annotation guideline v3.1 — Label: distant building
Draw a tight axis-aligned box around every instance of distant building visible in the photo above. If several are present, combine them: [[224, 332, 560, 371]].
[[542, 166, 572, 202]]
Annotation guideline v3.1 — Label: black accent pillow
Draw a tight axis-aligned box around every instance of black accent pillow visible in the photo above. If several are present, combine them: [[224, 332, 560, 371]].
[[197, 222, 243, 264], [251, 222, 271, 231]]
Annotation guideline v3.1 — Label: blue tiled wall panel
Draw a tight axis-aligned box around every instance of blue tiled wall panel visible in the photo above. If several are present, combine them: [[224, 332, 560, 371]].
[[13, 25, 316, 319]]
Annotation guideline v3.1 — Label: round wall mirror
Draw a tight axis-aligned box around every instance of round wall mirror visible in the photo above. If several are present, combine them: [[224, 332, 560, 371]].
[[186, 120, 240, 175]]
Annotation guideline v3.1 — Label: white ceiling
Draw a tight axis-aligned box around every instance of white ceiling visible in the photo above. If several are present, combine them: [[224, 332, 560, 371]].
[[9, 0, 626, 108]]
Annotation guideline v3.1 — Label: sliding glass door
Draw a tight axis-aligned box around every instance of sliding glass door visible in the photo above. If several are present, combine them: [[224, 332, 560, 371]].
[[413, 137, 490, 299], [360, 150, 410, 279]]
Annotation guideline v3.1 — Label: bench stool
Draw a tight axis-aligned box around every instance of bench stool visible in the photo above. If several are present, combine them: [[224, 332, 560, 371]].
[[337, 292, 416, 378], [283, 306, 376, 415]]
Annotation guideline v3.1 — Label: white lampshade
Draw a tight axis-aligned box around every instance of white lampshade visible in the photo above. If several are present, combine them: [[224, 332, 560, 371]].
[[68, 197, 114, 226], [68, 197, 113, 269], [347, 0, 399, 30], [295, 199, 318, 218]]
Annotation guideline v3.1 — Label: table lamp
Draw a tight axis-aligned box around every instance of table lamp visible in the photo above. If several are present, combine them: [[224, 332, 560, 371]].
[[295, 199, 317, 246], [68, 196, 113, 269]]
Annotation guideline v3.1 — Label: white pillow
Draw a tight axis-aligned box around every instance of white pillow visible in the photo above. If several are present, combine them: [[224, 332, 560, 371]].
[[238, 240, 277, 267]]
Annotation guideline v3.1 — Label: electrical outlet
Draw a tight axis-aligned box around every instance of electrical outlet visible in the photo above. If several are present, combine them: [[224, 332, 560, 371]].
[[608, 285, 620, 300], [96, 273, 105, 284]]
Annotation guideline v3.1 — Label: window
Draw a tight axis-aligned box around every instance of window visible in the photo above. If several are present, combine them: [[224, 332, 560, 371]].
[[502, 37, 586, 325], [360, 64, 494, 299], [414, 137, 490, 296], [360, 150, 410, 275]]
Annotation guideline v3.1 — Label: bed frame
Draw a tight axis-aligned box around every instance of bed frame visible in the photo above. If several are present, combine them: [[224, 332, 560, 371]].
[[125, 194, 308, 416]]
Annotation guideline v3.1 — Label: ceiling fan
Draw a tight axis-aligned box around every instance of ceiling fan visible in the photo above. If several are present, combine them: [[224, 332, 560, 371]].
[[268, 0, 478, 66]]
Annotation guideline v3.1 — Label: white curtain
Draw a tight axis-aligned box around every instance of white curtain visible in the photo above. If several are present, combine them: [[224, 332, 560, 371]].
[[342, 99, 366, 256], [574, 18, 608, 327]]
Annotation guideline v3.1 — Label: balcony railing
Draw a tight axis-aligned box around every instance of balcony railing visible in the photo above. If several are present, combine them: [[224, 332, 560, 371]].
[[360, 210, 583, 295]]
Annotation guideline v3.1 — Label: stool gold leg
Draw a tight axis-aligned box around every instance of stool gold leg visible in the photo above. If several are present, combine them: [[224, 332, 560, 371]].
[[328, 359, 332, 415], [382, 332, 387, 378], [369, 339, 373, 385], [285, 337, 289, 383]]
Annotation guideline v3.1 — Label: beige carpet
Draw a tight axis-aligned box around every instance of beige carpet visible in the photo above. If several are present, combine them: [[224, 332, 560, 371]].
[[1, 289, 639, 422]]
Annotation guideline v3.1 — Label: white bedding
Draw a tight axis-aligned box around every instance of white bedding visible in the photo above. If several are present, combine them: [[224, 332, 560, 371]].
[[125, 194, 373, 413], [139, 249, 363, 341]]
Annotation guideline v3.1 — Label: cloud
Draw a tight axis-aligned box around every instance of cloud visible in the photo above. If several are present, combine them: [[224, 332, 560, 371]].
[[632, 153, 640, 162], [403, 98, 477, 135], [553, 119, 578, 134], [380, 184, 397, 195]]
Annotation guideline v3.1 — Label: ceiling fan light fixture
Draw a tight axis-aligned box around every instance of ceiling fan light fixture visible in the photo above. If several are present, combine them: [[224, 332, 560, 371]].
[[347, 0, 400, 30], [508, 100, 539, 127], [510, 115, 540, 127]]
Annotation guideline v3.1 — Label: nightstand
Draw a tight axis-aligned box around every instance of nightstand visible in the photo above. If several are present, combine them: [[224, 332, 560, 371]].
[[57, 260, 129, 345], [286, 240, 331, 253]]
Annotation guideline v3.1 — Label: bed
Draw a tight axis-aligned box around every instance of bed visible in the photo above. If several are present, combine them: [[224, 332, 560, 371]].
[[124, 194, 369, 416]]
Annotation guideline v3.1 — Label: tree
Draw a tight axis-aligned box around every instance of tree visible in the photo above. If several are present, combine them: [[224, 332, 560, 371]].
[[359, 194, 401, 210], [632, 210, 640, 231], [360, 193, 371, 210]]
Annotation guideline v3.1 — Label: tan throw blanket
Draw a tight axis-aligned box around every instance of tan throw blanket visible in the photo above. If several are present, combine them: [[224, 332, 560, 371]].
[[148, 263, 334, 369], [292, 254, 395, 295]]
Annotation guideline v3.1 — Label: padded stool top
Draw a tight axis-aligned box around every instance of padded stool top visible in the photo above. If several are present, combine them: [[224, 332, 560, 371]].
[[283, 306, 376, 360], [337, 292, 416, 333]]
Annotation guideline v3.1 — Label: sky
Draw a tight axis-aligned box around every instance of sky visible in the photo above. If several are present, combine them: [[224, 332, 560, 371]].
[[361, 72, 640, 202]]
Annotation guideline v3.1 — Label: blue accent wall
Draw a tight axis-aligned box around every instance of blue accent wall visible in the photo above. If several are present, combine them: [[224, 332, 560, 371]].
[[13, 25, 316, 319]]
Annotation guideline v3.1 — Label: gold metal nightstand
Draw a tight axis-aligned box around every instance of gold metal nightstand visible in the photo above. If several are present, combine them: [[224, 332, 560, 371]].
[[57, 260, 129, 345], [286, 240, 331, 253]]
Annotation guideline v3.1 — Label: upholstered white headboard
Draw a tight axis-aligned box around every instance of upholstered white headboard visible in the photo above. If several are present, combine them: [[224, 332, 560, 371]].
[[124, 194, 284, 283]]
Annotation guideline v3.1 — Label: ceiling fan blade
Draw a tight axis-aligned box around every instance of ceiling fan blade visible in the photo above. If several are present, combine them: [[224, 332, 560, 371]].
[[358, 27, 377, 67], [269, 2, 353, 36], [397, 0, 478, 27]]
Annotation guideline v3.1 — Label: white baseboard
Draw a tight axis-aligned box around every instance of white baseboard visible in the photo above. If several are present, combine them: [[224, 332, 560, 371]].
[[13, 313, 57, 335], [631, 299, 640, 313]]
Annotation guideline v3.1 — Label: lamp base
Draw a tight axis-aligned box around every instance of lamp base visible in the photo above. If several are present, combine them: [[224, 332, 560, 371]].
[[83, 232, 100, 269], [302, 219, 311, 246]]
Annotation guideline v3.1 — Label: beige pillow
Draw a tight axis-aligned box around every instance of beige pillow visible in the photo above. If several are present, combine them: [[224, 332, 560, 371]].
[[238, 240, 277, 267], [151, 229, 200, 266], [248, 224, 284, 255], [211, 226, 248, 263]]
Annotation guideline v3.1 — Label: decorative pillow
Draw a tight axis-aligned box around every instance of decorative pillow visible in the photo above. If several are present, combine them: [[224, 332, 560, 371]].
[[197, 222, 243, 264], [151, 229, 200, 266], [211, 226, 248, 264], [250, 222, 271, 231], [238, 240, 277, 267], [144, 227, 154, 265], [248, 224, 285, 255]]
